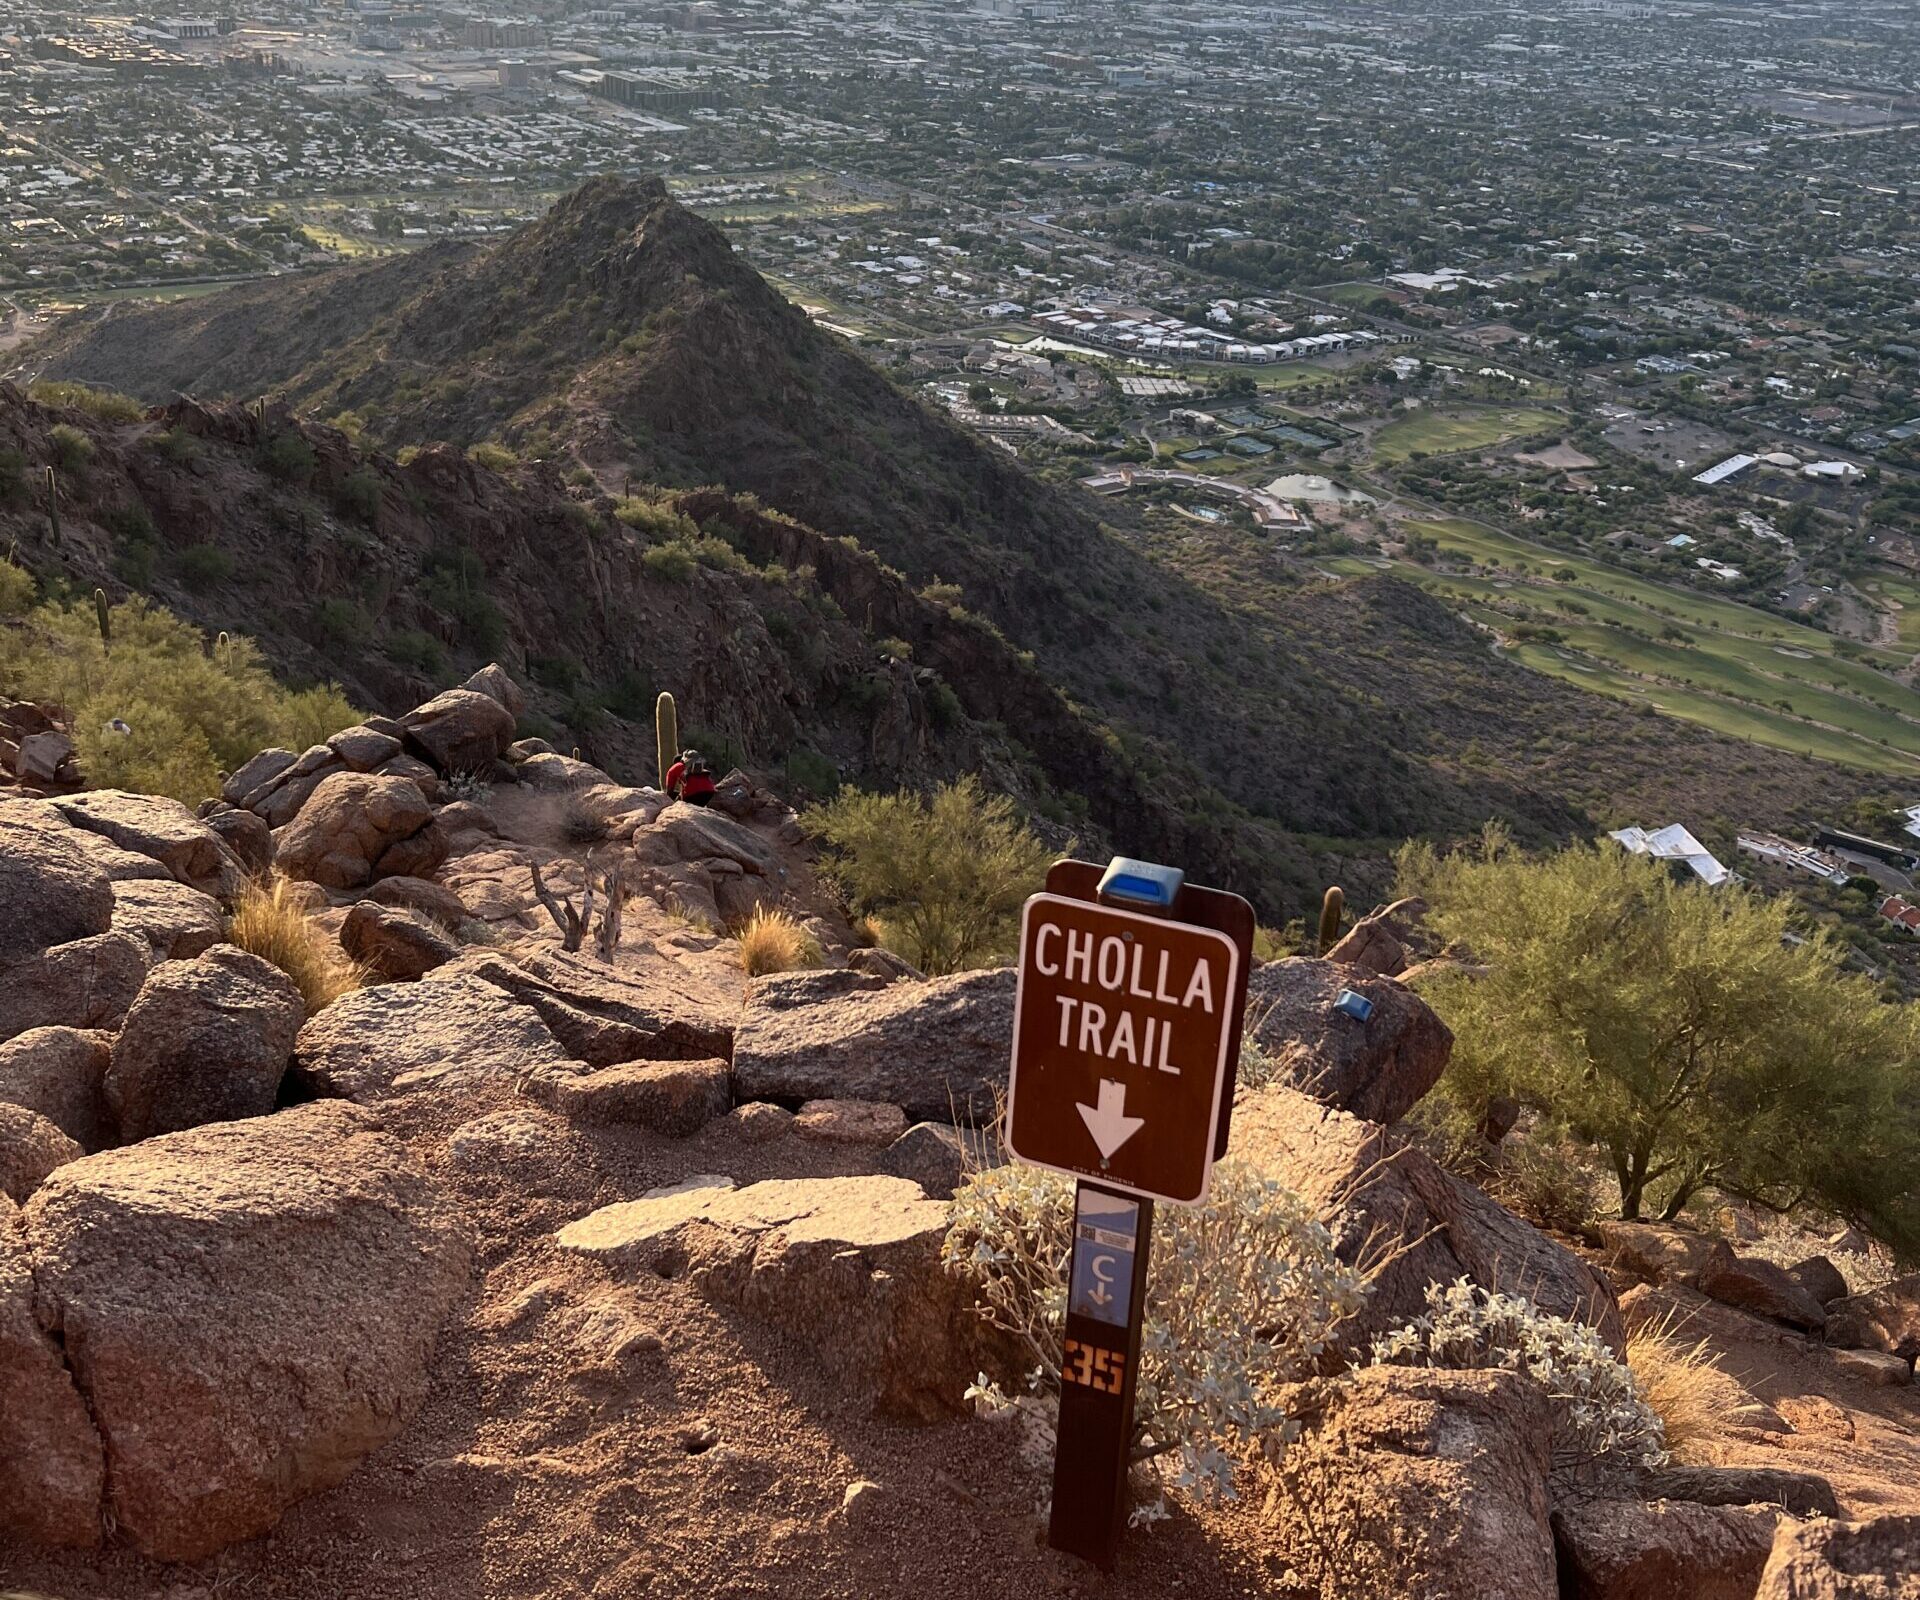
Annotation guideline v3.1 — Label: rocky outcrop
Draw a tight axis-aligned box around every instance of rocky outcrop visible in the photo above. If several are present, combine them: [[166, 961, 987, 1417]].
[[21, 1101, 471, 1560], [272, 770, 439, 890], [292, 971, 574, 1101], [1824, 1274, 1920, 1363], [400, 687, 516, 774], [1244, 957, 1452, 1125], [0, 1102, 83, 1200], [1599, 1221, 1733, 1287], [520, 1057, 731, 1136], [1786, 1256, 1849, 1310], [104, 946, 303, 1143], [1756, 1514, 1920, 1599], [0, 1026, 113, 1149], [363, 873, 470, 929], [105, 876, 225, 961], [1697, 1252, 1829, 1334], [202, 803, 273, 875], [450, 947, 736, 1066], [0, 931, 151, 1046], [1553, 1496, 1783, 1600], [0, 1193, 105, 1548], [877, 1120, 992, 1200], [1231, 1085, 1623, 1356], [1273, 1367, 1557, 1600], [732, 967, 1014, 1123], [558, 1175, 971, 1421], [0, 809, 115, 964], [48, 791, 245, 901], [340, 900, 458, 982]]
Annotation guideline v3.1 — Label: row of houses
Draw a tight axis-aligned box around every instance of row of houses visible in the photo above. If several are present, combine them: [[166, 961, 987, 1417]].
[[1030, 306, 1385, 366]]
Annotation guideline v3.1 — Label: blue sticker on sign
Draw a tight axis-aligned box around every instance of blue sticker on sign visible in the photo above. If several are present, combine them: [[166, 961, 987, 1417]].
[[1069, 1189, 1140, 1328]]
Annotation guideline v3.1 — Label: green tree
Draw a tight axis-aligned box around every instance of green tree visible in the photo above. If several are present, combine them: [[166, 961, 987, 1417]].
[[1400, 830, 1920, 1253], [804, 776, 1057, 975]]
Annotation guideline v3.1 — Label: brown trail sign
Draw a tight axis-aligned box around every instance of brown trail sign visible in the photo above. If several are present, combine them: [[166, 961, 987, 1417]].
[[1005, 857, 1254, 1570]]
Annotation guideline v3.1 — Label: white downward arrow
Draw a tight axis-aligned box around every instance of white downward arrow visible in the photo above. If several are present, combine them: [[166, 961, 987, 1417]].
[[1077, 1079, 1145, 1160]]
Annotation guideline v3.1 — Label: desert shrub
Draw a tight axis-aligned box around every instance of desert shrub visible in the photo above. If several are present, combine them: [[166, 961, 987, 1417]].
[[615, 495, 700, 540], [601, 668, 653, 720], [736, 907, 822, 975], [442, 767, 492, 804], [946, 1160, 1369, 1506], [227, 878, 366, 1017], [101, 502, 155, 544], [312, 596, 366, 646], [258, 431, 316, 485], [782, 745, 839, 799], [1624, 1318, 1758, 1464], [1372, 1279, 1664, 1470], [337, 467, 383, 525], [466, 440, 518, 472], [0, 594, 357, 804], [804, 775, 1055, 975], [49, 424, 94, 474], [174, 544, 235, 593], [559, 791, 614, 846], [1401, 830, 1920, 1255], [422, 547, 506, 654], [29, 380, 144, 423], [642, 542, 696, 582], [0, 560, 36, 617], [381, 628, 446, 675], [926, 677, 963, 729], [151, 427, 201, 464]]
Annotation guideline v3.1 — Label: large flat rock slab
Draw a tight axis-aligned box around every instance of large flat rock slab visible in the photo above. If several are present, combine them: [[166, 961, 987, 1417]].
[[292, 972, 574, 1101], [559, 1174, 972, 1420], [732, 967, 1014, 1123]]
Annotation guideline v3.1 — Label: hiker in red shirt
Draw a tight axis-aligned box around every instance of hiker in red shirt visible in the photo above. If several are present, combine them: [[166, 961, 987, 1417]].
[[665, 748, 717, 807]]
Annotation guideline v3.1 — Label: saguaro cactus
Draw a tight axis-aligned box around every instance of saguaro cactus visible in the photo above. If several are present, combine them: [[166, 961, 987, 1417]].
[[1316, 886, 1345, 957], [655, 690, 678, 790], [93, 588, 110, 647], [44, 467, 59, 547]]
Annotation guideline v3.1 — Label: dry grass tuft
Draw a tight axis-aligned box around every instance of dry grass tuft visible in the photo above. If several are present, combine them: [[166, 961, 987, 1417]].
[[737, 906, 822, 976], [227, 878, 368, 1017], [1626, 1317, 1761, 1463]]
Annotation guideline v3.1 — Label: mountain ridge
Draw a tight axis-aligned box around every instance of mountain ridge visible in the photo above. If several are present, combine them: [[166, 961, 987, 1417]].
[[8, 178, 1880, 914]]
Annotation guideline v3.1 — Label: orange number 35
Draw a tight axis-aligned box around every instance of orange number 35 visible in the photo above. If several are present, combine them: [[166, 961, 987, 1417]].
[[1063, 1339, 1126, 1394]]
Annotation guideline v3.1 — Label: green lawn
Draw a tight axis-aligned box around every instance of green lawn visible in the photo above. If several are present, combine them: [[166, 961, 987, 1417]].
[[1371, 408, 1561, 464], [1347, 513, 1920, 773], [1501, 637, 1918, 775], [1321, 282, 1394, 310]]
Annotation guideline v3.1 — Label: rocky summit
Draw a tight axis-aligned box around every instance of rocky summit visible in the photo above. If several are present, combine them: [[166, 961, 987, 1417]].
[[0, 662, 1915, 1600]]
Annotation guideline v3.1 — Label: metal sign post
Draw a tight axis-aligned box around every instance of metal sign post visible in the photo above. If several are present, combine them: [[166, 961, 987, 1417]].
[[1006, 857, 1255, 1570]]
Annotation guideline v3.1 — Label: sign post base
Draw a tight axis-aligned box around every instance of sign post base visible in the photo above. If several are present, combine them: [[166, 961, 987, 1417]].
[[1046, 1182, 1155, 1570]]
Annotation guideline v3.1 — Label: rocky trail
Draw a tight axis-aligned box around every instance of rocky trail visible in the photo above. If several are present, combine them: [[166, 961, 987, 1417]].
[[2, 665, 1918, 1599]]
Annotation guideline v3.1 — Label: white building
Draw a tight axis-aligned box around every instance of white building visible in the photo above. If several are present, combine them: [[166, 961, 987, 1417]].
[[1609, 824, 1730, 886]]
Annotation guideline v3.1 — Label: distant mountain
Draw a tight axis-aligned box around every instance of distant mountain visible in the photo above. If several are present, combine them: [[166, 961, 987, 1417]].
[[10, 179, 1877, 914]]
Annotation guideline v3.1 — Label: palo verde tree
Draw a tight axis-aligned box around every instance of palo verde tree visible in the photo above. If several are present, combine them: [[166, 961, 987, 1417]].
[[1400, 828, 1920, 1256], [803, 775, 1057, 976]]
